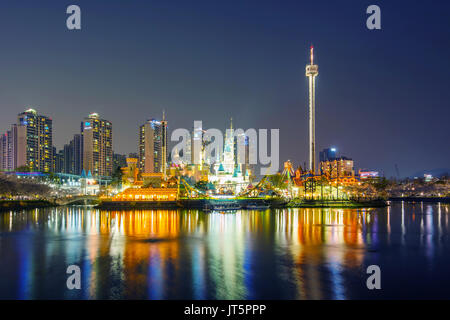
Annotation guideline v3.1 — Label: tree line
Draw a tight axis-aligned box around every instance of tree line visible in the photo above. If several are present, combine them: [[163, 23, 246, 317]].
[[0, 173, 51, 198]]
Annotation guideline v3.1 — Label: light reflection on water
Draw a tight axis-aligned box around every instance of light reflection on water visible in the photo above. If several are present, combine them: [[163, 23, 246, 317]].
[[0, 202, 449, 299]]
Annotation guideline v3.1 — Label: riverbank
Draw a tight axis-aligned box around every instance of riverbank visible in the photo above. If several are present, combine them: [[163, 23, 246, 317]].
[[286, 199, 388, 208], [389, 197, 449, 203], [0, 200, 56, 212]]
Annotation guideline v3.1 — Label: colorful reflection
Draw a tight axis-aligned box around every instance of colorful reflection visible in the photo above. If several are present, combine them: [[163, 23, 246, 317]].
[[0, 202, 449, 299]]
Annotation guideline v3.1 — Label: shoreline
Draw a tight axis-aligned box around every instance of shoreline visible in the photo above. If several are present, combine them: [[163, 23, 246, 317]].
[[285, 199, 388, 208], [389, 197, 449, 203], [3, 197, 448, 212], [0, 200, 56, 212]]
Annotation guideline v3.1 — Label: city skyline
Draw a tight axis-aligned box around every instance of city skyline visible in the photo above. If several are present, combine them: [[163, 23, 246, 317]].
[[1, 1, 450, 304], [0, 1, 449, 177]]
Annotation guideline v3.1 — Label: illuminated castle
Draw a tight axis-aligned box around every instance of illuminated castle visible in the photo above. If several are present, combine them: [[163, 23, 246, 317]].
[[209, 119, 249, 193]]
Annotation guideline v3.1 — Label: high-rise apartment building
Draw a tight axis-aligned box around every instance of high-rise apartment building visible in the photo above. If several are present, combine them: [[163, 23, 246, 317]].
[[71, 134, 82, 175], [60, 134, 83, 175], [0, 133, 7, 171], [5, 125, 17, 171], [190, 125, 203, 166], [16, 109, 53, 172], [1, 125, 19, 171], [81, 113, 113, 177], [54, 149, 64, 173], [139, 117, 167, 174], [320, 157, 354, 177]]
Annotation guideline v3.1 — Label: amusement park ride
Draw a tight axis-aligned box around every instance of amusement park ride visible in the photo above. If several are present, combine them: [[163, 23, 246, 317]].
[[177, 159, 355, 200]]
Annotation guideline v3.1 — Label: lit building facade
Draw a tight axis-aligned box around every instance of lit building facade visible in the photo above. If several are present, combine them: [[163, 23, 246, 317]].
[[7, 125, 17, 171], [0, 133, 7, 171], [1, 125, 19, 171], [320, 157, 354, 178], [139, 117, 167, 175], [16, 108, 53, 172], [359, 170, 379, 179], [190, 125, 204, 166], [81, 113, 113, 177], [112, 187, 177, 202]]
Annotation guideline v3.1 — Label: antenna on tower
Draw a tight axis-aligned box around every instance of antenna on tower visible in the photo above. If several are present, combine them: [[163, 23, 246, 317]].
[[162, 109, 166, 121], [310, 45, 314, 65]]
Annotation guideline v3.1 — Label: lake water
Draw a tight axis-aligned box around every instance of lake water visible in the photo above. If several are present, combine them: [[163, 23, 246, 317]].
[[0, 202, 449, 299]]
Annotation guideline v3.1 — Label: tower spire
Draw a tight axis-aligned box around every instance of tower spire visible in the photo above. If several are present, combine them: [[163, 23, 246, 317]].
[[310, 45, 314, 65], [230, 117, 233, 130]]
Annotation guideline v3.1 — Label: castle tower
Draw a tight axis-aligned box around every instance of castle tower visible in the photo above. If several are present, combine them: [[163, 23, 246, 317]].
[[222, 118, 235, 173]]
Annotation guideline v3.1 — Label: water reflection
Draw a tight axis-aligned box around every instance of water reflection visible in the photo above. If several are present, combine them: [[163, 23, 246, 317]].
[[0, 202, 449, 299]]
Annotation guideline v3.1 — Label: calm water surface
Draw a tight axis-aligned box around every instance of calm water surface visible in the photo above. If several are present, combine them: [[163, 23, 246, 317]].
[[0, 202, 449, 299]]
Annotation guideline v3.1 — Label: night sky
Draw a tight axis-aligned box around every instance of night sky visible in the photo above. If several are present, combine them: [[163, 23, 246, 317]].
[[0, 0, 449, 177]]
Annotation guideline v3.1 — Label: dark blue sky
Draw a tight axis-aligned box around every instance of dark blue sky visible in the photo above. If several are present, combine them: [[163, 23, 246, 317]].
[[0, 0, 449, 177]]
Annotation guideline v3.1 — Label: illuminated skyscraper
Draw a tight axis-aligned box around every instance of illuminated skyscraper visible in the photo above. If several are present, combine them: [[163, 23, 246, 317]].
[[139, 115, 167, 175], [0, 134, 7, 170], [161, 112, 168, 176], [306, 46, 318, 172], [81, 113, 113, 177], [16, 108, 53, 172], [1, 125, 19, 171], [191, 124, 203, 166]]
